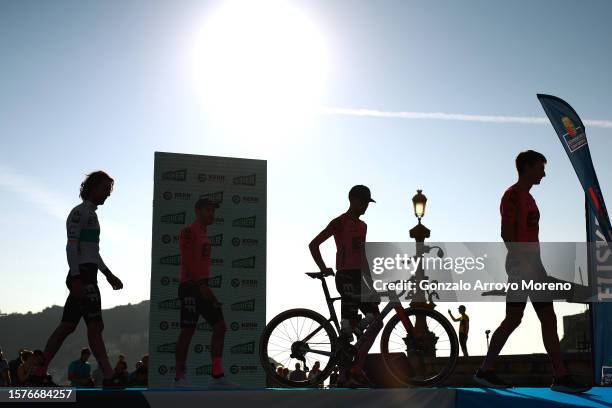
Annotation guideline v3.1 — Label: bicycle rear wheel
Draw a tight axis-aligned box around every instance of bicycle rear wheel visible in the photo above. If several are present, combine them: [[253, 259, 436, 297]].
[[380, 307, 458, 387], [259, 308, 338, 387]]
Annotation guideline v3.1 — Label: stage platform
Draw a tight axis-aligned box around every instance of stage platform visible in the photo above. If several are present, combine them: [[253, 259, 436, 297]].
[[2, 387, 610, 408]]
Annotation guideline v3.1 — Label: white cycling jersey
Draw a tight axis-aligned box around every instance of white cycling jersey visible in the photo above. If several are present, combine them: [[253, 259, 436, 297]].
[[66, 200, 107, 276]]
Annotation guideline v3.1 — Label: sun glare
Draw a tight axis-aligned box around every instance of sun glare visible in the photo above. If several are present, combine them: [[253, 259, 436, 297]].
[[192, 0, 330, 145]]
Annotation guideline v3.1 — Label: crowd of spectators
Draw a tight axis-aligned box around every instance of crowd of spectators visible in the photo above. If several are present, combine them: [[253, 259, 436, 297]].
[[0, 345, 148, 388], [271, 361, 335, 388]]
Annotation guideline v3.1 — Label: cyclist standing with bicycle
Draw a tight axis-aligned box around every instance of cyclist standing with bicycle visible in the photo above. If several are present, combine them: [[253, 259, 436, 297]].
[[309, 185, 382, 387]]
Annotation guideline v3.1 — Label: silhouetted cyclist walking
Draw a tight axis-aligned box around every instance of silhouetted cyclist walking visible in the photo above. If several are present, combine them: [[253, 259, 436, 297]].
[[42, 171, 123, 387], [473, 150, 590, 393], [173, 198, 238, 389]]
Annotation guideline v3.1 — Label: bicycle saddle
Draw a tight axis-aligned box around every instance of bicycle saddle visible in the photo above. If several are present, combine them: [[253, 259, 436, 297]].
[[305, 270, 334, 279]]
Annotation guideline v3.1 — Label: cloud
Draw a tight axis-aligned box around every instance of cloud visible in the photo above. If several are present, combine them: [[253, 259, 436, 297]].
[[321, 107, 612, 129], [0, 165, 141, 245]]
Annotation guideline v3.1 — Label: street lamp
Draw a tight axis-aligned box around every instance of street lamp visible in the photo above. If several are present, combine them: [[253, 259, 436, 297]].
[[408, 188, 437, 356], [410, 189, 430, 242], [412, 189, 427, 222]]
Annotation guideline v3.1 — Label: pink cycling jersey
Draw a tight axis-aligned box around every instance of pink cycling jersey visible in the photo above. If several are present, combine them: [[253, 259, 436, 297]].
[[179, 220, 212, 283], [326, 213, 367, 271]]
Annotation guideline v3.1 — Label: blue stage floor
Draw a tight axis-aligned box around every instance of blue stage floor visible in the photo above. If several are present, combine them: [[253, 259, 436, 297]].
[[456, 387, 612, 408], [2, 387, 610, 408]]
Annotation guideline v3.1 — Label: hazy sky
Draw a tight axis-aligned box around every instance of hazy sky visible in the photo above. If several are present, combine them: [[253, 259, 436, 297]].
[[1, 0, 612, 356]]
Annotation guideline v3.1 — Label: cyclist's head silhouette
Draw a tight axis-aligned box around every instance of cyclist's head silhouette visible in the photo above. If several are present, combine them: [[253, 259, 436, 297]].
[[194, 198, 219, 226], [458, 305, 466, 313], [80, 171, 114, 205], [515, 150, 547, 185], [348, 185, 376, 216]]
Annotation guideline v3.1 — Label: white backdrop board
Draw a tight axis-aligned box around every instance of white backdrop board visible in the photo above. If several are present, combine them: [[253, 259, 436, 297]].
[[149, 152, 266, 388]]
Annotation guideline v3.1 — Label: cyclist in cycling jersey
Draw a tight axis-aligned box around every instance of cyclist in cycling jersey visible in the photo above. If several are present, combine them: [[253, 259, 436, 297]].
[[41, 171, 123, 388], [473, 150, 590, 393], [309, 185, 382, 387], [173, 198, 238, 389]]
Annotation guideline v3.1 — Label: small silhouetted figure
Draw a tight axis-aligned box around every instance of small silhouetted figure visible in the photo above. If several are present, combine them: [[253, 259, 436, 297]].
[[288, 363, 307, 382], [448, 306, 469, 356], [68, 348, 93, 388], [308, 361, 323, 387], [328, 366, 339, 388]]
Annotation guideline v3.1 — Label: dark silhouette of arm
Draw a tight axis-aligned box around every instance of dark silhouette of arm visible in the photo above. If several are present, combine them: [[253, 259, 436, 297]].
[[309, 228, 334, 272]]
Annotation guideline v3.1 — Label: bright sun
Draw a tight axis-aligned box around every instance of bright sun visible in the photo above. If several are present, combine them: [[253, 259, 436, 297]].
[[192, 0, 330, 144]]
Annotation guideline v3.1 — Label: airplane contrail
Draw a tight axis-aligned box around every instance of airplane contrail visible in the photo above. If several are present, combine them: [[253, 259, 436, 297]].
[[321, 107, 612, 129], [0, 164, 141, 245]]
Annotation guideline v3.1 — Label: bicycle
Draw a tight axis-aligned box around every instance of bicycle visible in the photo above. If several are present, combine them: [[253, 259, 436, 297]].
[[259, 269, 459, 388]]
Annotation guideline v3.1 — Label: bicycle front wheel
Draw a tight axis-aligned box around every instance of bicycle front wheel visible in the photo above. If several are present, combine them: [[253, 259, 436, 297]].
[[380, 307, 458, 387], [259, 308, 338, 387]]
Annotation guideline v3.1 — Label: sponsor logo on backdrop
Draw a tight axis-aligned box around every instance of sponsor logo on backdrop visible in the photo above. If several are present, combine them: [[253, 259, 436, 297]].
[[158, 365, 170, 375], [230, 365, 258, 374], [157, 342, 177, 353], [231, 237, 258, 247], [198, 174, 225, 184], [231, 278, 259, 288], [233, 174, 256, 186], [199, 191, 224, 204], [231, 341, 255, 354], [159, 320, 211, 331], [161, 234, 172, 244], [230, 321, 259, 331], [232, 194, 259, 205], [232, 216, 256, 228], [160, 275, 222, 287], [208, 275, 222, 288], [160, 276, 180, 286], [194, 344, 209, 354], [214, 217, 224, 225], [231, 299, 256, 312], [160, 254, 181, 265], [209, 234, 223, 246], [158, 298, 181, 310], [211, 258, 224, 266], [196, 365, 212, 376], [163, 191, 192, 201], [162, 169, 187, 181], [232, 256, 256, 268], [161, 212, 186, 224], [197, 321, 213, 331]]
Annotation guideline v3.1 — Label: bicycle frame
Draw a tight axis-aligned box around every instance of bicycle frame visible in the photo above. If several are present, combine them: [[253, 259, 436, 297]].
[[304, 274, 418, 357]]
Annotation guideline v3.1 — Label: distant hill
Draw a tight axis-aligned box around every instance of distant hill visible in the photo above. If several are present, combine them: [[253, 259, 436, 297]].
[[0, 300, 149, 385]]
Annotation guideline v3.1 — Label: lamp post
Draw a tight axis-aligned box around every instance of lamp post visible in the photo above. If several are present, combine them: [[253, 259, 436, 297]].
[[408, 189, 437, 357], [410, 190, 430, 305]]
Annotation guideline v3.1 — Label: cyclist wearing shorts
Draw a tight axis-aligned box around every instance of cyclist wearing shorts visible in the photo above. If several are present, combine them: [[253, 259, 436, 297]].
[[42, 171, 123, 387], [309, 185, 382, 387], [174, 198, 237, 389], [474, 150, 589, 393]]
